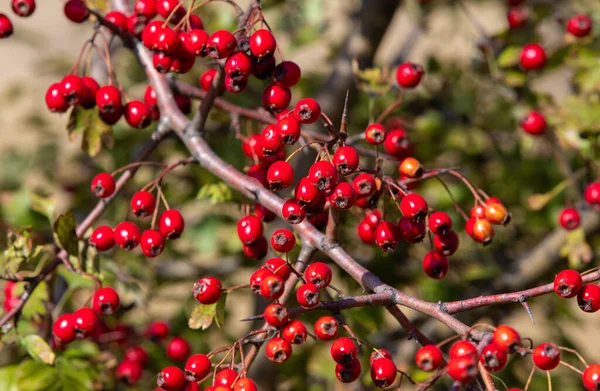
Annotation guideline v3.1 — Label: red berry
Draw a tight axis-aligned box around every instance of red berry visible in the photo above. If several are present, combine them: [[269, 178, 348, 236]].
[[214, 368, 238, 388], [263, 257, 291, 280], [383, 129, 412, 159], [370, 349, 393, 365], [396, 62, 424, 88], [145, 320, 169, 339], [399, 157, 423, 179], [183, 29, 209, 56], [134, 0, 157, 19], [92, 287, 120, 315], [159, 209, 185, 239], [124, 100, 151, 128], [73, 307, 98, 338], [585, 182, 600, 207], [447, 356, 478, 383], [277, 117, 301, 145], [252, 54, 277, 79], [308, 160, 338, 191], [415, 345, 443, 371], [12, 0, 36, 17], [267, 161, 294, 190], [155, 26, 180, 54], [400, 193, 429, 220], [468, 217, 495, 245], [365, 210, 382, 228], [398, 216, 426, 243], [304, 262, 332, 289], [264, 303, 289, 327], [90, 225, 115, 251], [80, 76, 100, 109], [124, 346, 148, 365], [207, 30, 236, 59], [99, 109, 122, 126], [113, 221, 141, 250], [272, 61, 301, 87], [189, 14, 203, 29], [479, 343, 508, 372], [167, 336, 190, 361], [116, 360, 143, 385], [520, 43, 546, 70], [185, 353, 211, 382], [157, 366, 186, 391], [237, 215, 264, 245], [64, 0, 89, 23], [335, 359, 361, 383], [532, 343, 560, 371], [433, 231, 460, 256], [370, 357, 397, 388], [374, 221, 400, 252], [53, 313, 76, 343], [60, 74, 84, 105], [259, 274, 285, 300], [583, 364, 600, 390], [559, 207, 581, 230], [260, 123, 284, 154], [262, 83, 292, 113], [96, 85, 123, 113], [554, 269, 583, 298], [329, 182, 355, 210], [282, 320, 307, 344], [156, 0, 185, 23], [484, 199, 510, 226], [130, 191, 156, 217], [357, 220, 376, 244], [233, 378, 258, 391], [225, 51, 253, 80], [520, 111, 546, 135], [140, 229, 165, 257], [142, 20, 162, 48], [449, 340, 478, 359], [331, 337, 357, 364], [249, 268, 274, 294], [352, 173, 377, 198], [175, 94, 191, 114], [578, 284, 600, 313], [282, 199, 306, 224], [428, 211, 452, 235], [333, 146, 359, 175], [365, 123, 386, 145], [270, 229, 296, 253], [422, 251, 449, 279], [193, 276, 222, 304], [144, 84, 158, 108], [249, 29, 276, 58], [294, 98, 321, 124], [106, 11, 127, 33], [567, 14, 592, 38], [295, 177, 321, 206], [45, 82, 69, 113], [314, 315, 338, 340], [243, 237, 268, 260], [492, 325, 521, 352], [91, 173, 116, 199], [296, 282, 320, 308], [507, 7, 527, 29], [265, 337, 292, 363]]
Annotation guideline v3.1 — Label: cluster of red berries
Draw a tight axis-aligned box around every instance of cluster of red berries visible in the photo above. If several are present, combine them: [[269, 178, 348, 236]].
[[506, 0, 593, 38], [88, 172, 185, 257], [557, 182, 600, 231], [553, 269, 600, 313], [0, 0, 36, 38], [52, 286, 119, 346]]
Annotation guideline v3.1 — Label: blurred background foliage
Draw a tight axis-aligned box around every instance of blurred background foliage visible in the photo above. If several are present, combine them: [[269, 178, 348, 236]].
[[1, 0, 600, 390]]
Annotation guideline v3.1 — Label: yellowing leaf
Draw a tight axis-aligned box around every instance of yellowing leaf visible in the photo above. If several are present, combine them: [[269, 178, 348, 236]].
[[352, 59, 392, 98], [67, 106, 113, 157], [21, 335, 55, 365], [188, 303, 217, 330]]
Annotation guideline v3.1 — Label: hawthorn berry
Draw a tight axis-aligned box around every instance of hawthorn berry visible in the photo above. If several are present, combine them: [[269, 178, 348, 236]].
[[520, 43, 546, 70], [80, 76, 100, 109], [352, 173, 377, 198], [480, 343, 508, 372], [398, 217, 425, 243], [167, 336, 191, 361], [159, 209, 185, 239], [520, 111, 546, 135], [304, 262, 333, 289], [124, 100, 151, 128], [116, 360, 143, 385], [145, 320, 169, 339], [559, 207, 581, 230], [262, 258, 290, 281], [428, 211, 452, 235], [332, 146, 359, 175], [422, 251, 449, 279], [294, 177, 321, 206], [185, 353, 211, 382], [374, 221, 400, 252], [183, 29, 209, 56], [447, 356, 479, 383], [468, 218, 494, 245], [142, 20, 163, 48], [60, 74, 84, 105], [396, 62, 424, 88], [335, 359, 361, 383], [250, 268, 274, 294], [193, 276, 222, 304], [267, 160, 294, 190], [250, 29, 276, 58], [433, 231, 460, 256], [400, 193, 429, 220], [64, 0, 89, 23], [282, 320, 308, 344], [124, 346, 148, 366], [415, 345, 443, 372], [91, 172, 116, 198], [134, 0, 158, 19], [492, 325, 521, 352], [130, 190, 156, 217], [225, 52, 253, 81], [449, 340, 478, 359], [282, 199, 306, 224], [296, 282, 320, 308], [252, 54, 277, 79], [12, 0, 36, 17], [140, 229, 166, 257], [157, 366, 186, 391], [113, 221, 141, 250], [577, 284, 600, 313], [96, 85, 123, 114], [532, 343, 560, 370], [237, 215, 263, 245], [243, 237, 268, 260], [105, 11, 127, 33], [567, 14, 592, 38], [329, 182, 355, 209], [365, 209, 382, 227], [270, 229, 296, 253], [73, 307, 98, 338], [261, 124, 284, 154], [260, 274, 285, 300], [45, 83, 70, 113], [152, 50, 173, 73], [364, 123, 386, 145], [92, 287, 120, 315], [331, 337, 357, 364], [554, 269, 583, 298], [507, 7, 527, 29], [233, 378, 258, 391], [584, 182, 600, 207], [294, 98, 321, 124], [264, 303, 289, 327], [357, 220, 376, 244], [314, 315, 338, 340], [370, 357, 397, 388], [484, 199, 510, 225], [262, 83, 292, 113], [383, 129, 412, 159], [582, 364, 600, 391], [215, 368, 239, 388], [156, 0, 185, 23], [399, 157, 423, 179], [175, 94, 192, 114], [90, 225, 115, 251], [370, 349, 393, 364], [207, 30, 236, 59], [277, 117, 301, 145], [155, 27, 180, 54], [265, 337, 292, 363], [53, 313, 76, 344], [272, 61, 301, 87]]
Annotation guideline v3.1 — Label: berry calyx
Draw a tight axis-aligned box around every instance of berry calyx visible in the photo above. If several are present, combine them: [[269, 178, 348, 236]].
[[294, 98, 321, 124], [331, 337, 357, 364], [304, 262, 333, 289], [296, 282, 320, 308], [577, 284, 600, 313], [263, 303, 289, 327], [329, 182, 355, 210], [282, 320, 307, 344], [270, 229, 296, 253], [265, 337, 292, 363], [479, 343, 508, 372], [282, 199, 306, 224], [332, 146, 359, 175], [193, 276, 223, 304]]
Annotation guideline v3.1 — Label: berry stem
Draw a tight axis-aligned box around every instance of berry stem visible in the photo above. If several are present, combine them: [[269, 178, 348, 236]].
[[375, 90, 403, 124]]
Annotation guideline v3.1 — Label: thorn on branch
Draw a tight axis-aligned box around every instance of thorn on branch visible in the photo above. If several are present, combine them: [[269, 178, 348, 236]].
[[438, 301, 450, 313], [519, 297, 535, 325]]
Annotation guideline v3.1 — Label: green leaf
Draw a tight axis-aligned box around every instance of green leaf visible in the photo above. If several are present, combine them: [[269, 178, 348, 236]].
[[53, 211, 79, 257], [497, 46, 521, 68], [15, 360, 57, 390], [188, 303, 217, 330], [503, 70, 527, 87], [196, 182, 233, 204], [21, 334, 56, 365], [21, 281, 48, 319], [1, 229, 43, 277], [29, 192, 55, 223], [0, 365, 19, 391], [67, 106, 113, 157], [214, 293, 227, 329], [353, 60, 392, 98]]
